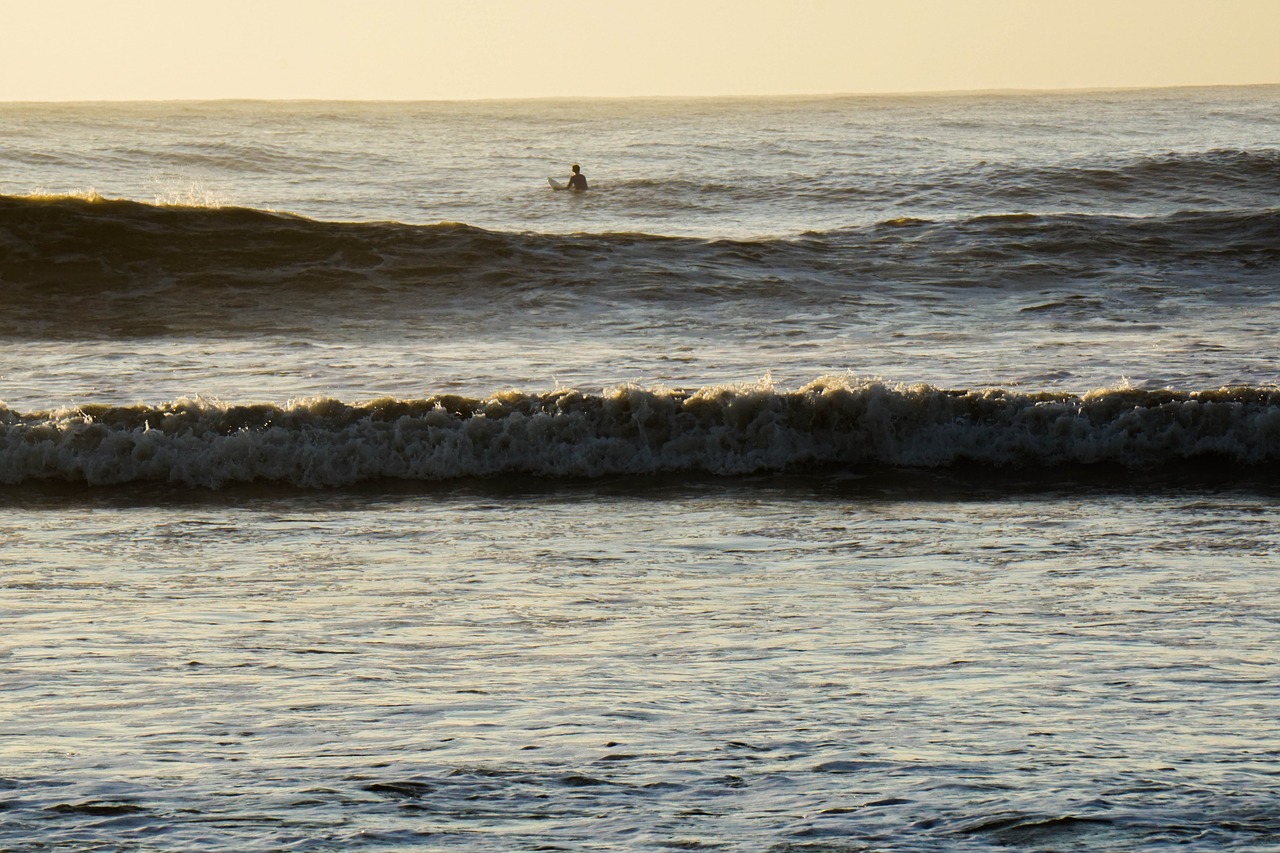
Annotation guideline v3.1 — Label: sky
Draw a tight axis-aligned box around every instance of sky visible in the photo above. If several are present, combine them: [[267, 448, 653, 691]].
[[2, 0, 1278, 101]]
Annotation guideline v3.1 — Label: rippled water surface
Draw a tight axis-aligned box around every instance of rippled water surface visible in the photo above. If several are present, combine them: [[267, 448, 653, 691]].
[[4, 479, 1279, 850]]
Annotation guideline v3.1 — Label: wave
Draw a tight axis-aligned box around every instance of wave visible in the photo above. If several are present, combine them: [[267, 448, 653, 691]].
[[614, 148, 1280, 211], [1082, 148, 1280, 191], [3, 379, 1279, 489], [972, 148, 1280, 207], [3, 192, 1277, 297], [102, 140, 340, 175]]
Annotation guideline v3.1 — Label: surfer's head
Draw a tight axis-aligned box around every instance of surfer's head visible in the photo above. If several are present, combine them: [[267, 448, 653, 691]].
[[572, 164, 581, 174]]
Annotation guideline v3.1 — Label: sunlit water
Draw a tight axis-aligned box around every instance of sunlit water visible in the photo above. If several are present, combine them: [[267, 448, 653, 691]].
[[4, 478, 1279, 851], [2, 88, 1280, 850]]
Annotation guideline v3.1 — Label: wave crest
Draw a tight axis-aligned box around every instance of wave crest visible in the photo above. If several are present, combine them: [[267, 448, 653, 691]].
[[3, 193, 1276, 336], [3, 379, 1279, 488]]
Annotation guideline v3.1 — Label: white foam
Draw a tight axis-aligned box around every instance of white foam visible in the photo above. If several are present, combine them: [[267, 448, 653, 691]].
[[2, 379, 1279, 488]]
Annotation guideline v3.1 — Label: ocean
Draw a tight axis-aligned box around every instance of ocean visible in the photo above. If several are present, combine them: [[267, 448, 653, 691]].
[[1, 87, 1279, 850]]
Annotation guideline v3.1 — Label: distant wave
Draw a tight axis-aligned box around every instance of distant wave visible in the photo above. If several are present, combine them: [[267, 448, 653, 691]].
[[611, 148, 1280, 211], [3, 194, 1277, 320], [3, 379, 1279, 488], [119, 139, 345, 174], [971, 148, 1280, 206]]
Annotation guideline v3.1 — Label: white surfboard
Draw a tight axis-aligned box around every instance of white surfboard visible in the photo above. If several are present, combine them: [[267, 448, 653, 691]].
[[548, 177, 565, 190]]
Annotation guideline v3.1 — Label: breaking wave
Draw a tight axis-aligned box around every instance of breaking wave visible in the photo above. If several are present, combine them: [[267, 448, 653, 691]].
[[3, 378, 1279, 489]]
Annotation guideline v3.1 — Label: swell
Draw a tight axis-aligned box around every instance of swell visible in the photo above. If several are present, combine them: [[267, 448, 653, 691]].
[[861, 208, 1280, 276], [967, 148, 1280, 209], [613, 148, 1280, 210], [3, 379, 1279, 488], [3, 193, 1277, 332]]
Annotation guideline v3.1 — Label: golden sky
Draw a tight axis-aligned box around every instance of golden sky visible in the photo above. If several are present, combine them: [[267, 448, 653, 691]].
[[3, 0, 1278, 100]]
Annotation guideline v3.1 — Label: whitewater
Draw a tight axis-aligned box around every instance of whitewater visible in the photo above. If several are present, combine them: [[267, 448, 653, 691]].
[[1, 87, 1279, 851]]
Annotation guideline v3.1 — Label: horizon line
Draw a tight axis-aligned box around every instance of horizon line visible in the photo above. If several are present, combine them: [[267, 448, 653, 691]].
[[2, 82, 1277, 106]]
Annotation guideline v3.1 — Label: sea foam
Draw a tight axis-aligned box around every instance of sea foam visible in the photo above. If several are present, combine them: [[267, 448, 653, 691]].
[[2, 379, 1278, 488]]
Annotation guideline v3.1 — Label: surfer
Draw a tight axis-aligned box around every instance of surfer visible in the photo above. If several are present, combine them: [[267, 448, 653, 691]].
[[567, 164, 588, 191]]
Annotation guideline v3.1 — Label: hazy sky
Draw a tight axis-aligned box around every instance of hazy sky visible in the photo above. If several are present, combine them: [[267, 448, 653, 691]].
[[3, 0, 1278, 101]]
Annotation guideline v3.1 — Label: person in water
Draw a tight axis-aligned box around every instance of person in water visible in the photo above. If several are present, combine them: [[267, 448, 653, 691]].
[[567, 164, 588, 191]]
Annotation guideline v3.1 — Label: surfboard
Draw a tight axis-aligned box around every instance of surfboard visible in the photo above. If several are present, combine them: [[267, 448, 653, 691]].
[[548, 177, 565, 190]]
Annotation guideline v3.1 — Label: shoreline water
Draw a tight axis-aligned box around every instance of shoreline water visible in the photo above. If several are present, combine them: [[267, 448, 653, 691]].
[[5, 475, 1278, 850]]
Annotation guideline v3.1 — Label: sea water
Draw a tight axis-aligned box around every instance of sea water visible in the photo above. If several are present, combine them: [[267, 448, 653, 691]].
[[1, 88, 1279, 850]]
